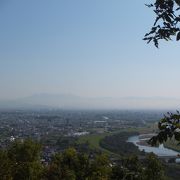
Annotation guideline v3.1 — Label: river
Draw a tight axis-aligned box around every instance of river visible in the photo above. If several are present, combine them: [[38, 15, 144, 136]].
[[127, 135, 179, 157]]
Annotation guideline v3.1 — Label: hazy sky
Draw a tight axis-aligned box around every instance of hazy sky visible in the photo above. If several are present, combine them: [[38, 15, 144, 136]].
[[1, 0, 180, 100]]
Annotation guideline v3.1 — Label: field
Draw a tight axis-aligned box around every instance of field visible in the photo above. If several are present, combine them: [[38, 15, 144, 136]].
[[77, 132, 115, 155]]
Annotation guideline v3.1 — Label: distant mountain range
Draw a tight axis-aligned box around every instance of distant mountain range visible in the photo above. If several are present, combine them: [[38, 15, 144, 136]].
[[0, 93, 180, 110]]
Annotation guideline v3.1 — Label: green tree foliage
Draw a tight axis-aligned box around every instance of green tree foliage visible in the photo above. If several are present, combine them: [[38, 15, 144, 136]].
[[46, 148, 90, 180], [56, 137, 77, 150], [46, 148, 112, 180], [7, 139, 43, 180], [149, 111, 180, 146], [144, 0, 180, 47], [143, 153, 166, 180], [100, 132, 140, 156], [0, 139, 167, 180], [8, 139, 41, 162], [111, 154, 166, 180], [0, 150, 13, 180], [111, 156, 143, 180], [89, 154, 111, 180]]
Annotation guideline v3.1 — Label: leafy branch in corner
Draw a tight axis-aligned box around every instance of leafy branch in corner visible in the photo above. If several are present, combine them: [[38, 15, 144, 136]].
[[144, 0, 180, 47], [148, 111, 180, 146]]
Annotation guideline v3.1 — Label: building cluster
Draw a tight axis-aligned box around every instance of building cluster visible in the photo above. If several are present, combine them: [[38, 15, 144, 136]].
[[0, 109, 158, 162]]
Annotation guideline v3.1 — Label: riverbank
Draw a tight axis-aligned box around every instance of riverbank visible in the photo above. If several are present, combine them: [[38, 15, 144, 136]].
[[138, 134, 180, 153], [164, 138, 180, 153]]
